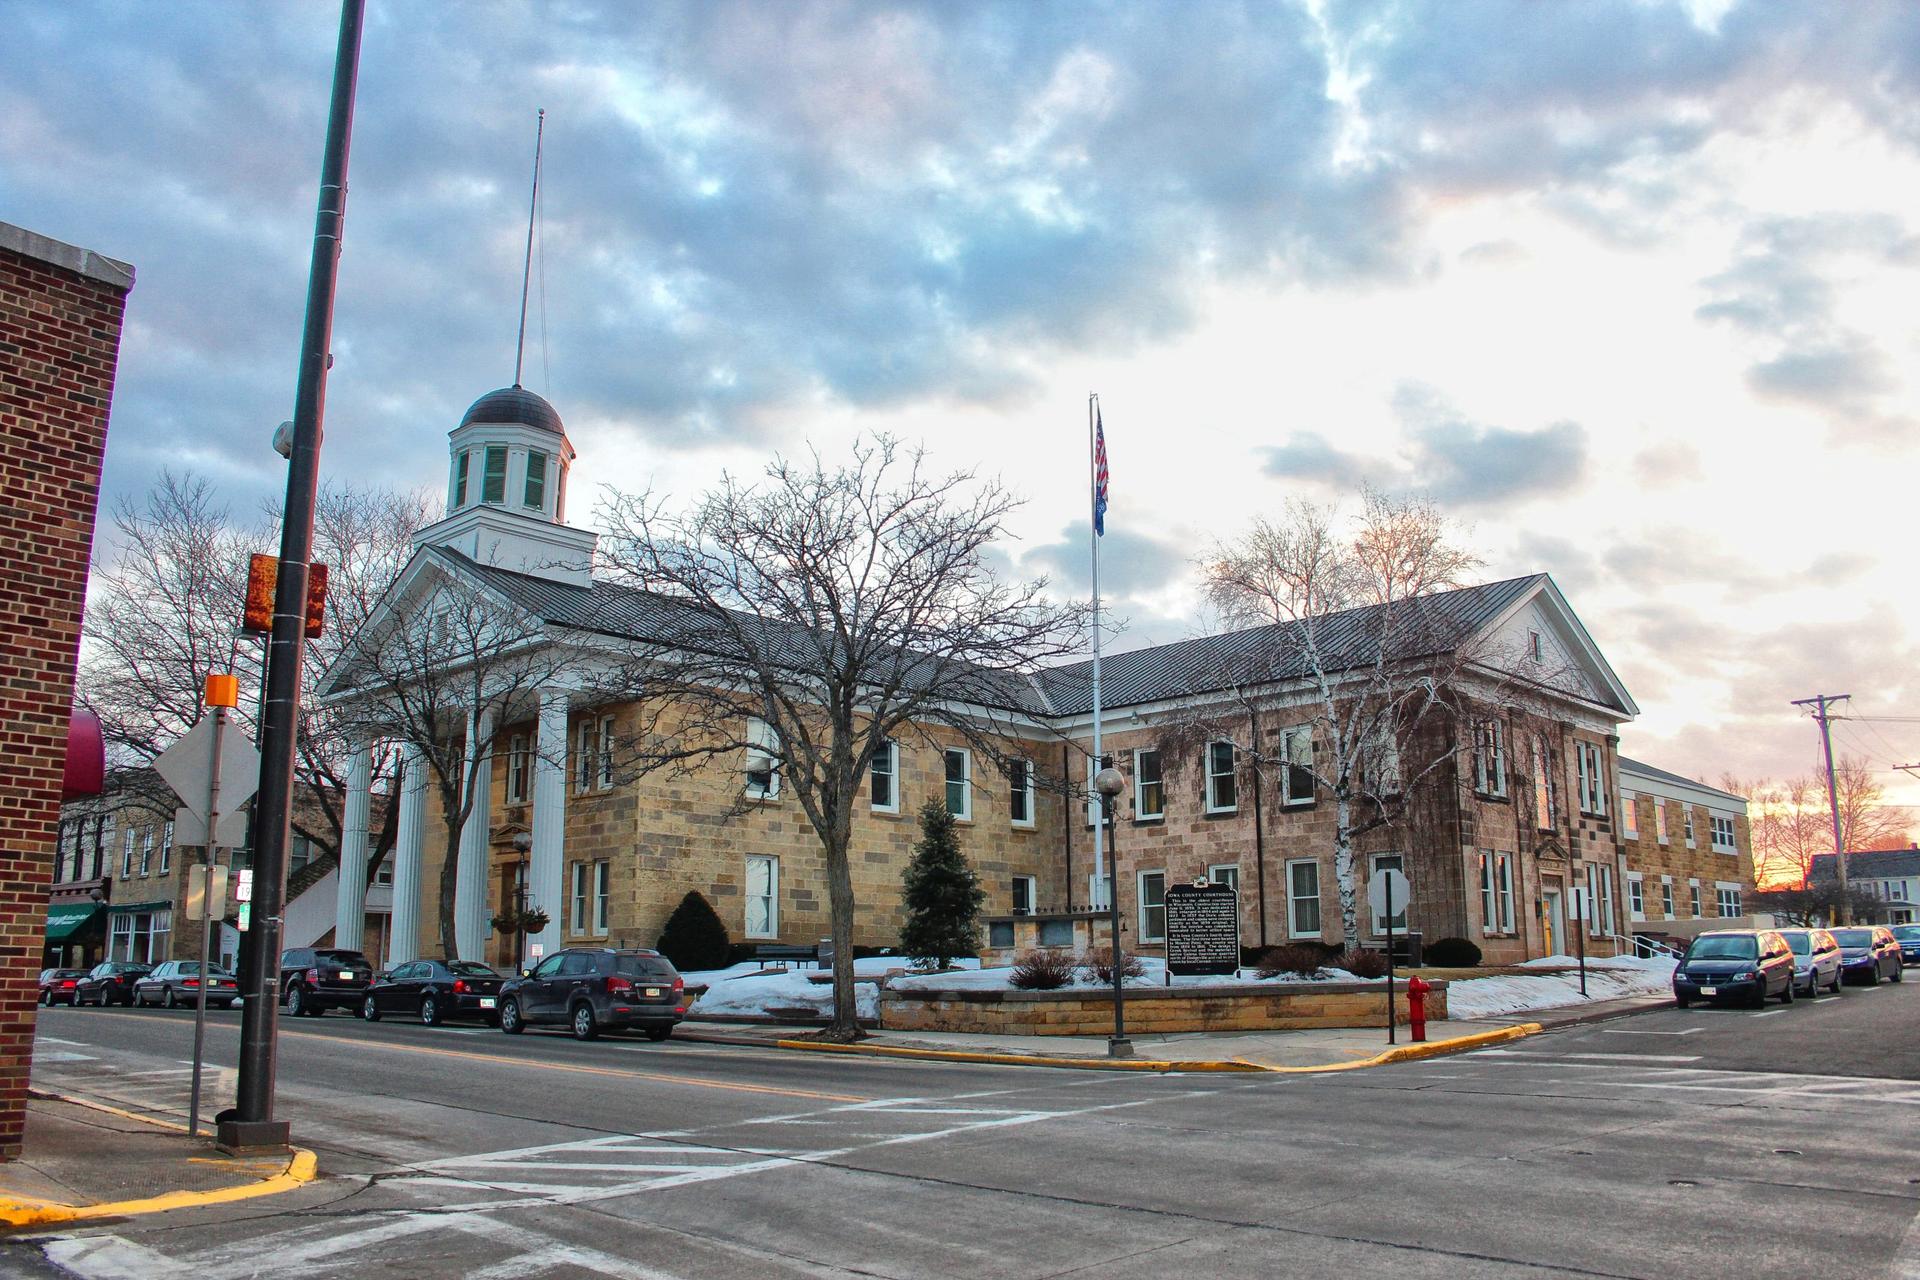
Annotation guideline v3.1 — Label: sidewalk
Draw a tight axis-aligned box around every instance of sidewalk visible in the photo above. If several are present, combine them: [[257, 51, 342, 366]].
[[0, 1092, 315, 1229]]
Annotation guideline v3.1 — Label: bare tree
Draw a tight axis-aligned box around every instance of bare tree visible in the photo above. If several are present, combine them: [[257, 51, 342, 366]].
[[1727, 759, 1909, 889], [1165, 490, 1487, 947], [595, 437, 1088, 1039]]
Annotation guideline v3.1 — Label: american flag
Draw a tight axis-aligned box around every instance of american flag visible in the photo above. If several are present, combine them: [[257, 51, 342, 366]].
[[1093, 407, 1109, 537]]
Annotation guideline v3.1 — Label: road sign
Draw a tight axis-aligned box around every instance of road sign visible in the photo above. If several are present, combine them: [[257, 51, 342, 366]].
[[237, 902, 251, 931], [154, 717, 261, 819], [1367, 868, 1410, 922], [186, 865, 230, 921], [235, 869, 254, 904], [174, 806, 249, 850]]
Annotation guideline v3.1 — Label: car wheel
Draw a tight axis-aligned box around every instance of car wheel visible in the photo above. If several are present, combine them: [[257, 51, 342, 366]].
[[1867, 964, 1881, 986], [499, 998, 523, 1034], [361, 995, 380, 1022], [644, 1027, 671, 1042], [1674, 994, 1691, 1008], [165, 987, 180, 1009], [1779, 978, 1794, 1004], [1891, 963, 1904, 984], [570, 1003, 599, 1041], [1830, 971, 1844, 994], [420, 995, 443, 1027], [286, 984, 305, 1017]]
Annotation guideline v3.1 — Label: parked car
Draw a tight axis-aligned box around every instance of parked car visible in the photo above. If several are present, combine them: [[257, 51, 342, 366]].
[[1672, 930, 1797, 1007], [1891, 923, 1920, 967], [133, 960, 240, 1009], [361, 959, 506, 1026], [74, 961, 152, 1007], [497, 947, 686, 1041], [38, 968, 87, 1006], [1832, 927, 1904, 985], [279, 946, 376, 1016], [1777, 928, 1844, 997]]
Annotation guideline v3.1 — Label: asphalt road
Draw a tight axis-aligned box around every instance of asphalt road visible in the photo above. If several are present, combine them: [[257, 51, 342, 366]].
[[10, 979, 1920, 1279]]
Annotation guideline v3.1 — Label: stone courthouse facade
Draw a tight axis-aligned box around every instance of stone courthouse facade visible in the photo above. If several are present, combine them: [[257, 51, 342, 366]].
[[325, 385, 1752, 971]]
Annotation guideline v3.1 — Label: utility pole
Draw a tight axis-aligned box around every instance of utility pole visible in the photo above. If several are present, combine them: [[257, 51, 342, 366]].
[[221, 0, 366, 1154], [1791, 694, 1851, 924]]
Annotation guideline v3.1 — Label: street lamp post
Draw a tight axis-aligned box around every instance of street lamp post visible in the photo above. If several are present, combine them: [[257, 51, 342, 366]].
[[1093, 764, 1133, 1059]]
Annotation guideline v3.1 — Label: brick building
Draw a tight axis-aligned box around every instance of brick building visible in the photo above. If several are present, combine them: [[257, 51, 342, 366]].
[[321, 384, 1751, 974], [0, 221, 132, 1159], [1615, 758, 1756, 948]]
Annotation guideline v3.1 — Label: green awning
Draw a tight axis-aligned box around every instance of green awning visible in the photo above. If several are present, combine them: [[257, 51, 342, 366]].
[[106, 900, 171, 914], [46, 902, 102, 941]]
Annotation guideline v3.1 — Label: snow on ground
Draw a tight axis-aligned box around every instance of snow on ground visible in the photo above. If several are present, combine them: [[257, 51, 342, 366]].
[[1447, 957, 1677, 1019], [886, 957, 1388, 992], [687, 969, 879, 1021]]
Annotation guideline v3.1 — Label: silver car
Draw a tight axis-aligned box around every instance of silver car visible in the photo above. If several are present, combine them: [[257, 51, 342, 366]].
[[1778, 928, 1843, 997]]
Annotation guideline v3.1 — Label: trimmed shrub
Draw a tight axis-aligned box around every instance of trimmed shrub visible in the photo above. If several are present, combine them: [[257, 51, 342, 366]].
[[1079, 944, 1146, 985], [1009, 949, 1077, 990], [1424, 936, 1483, 968], [1253, 943, 1330, 979], [1338, 946, 1390, 979], [655, 891, 732, 972], [900, 799, 986, 969]]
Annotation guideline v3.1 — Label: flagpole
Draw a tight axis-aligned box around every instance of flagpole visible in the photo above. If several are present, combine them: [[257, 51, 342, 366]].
[[1088, 393, 1104, 912]]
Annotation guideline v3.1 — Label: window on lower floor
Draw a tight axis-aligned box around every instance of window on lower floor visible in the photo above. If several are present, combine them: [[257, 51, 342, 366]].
[[1209, 864, 1239, 893], [1012, 874, 1037, 915], [1138, 870, 1167, 944], [1288, 859, 1321, 938], [1660, 878, 1675, 919], [746, 855, 779, 938], [1478, 851, 1515, 935], [1627, 873, 1645, 921], [1689, 880, 1702, 918], [1716, 884, 1742, 918]]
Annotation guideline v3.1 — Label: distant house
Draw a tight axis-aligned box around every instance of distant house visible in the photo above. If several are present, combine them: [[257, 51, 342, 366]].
[[1808, 848, 1920, 925]]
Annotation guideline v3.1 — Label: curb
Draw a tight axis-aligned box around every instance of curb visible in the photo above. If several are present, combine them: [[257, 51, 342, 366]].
[[2, 1091, 318, 1229], [772, 1021, 1544, 1074]]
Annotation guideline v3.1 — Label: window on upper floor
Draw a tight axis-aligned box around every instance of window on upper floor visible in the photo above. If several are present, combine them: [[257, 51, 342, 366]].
[[1472, 719, 1507, 797], [1134, 749, 1164, 821], [506, 733, 531, 804], [523, 450, 548, 511], [1531, 736, 1557, 831], [870, 740, 899, 813], [1009, 758, 1035, 827], [480, 445, 508, 504], [452, 450, 471, 507], [1575, 742, 1608, 817], [1710, 814, 1735, 853], [1280, 724, 1314, 806], [1655, 802, 1670, 844], [1620, 790, 1639, 839], [944, 748, 972, 820], [1683, 808, 1696, 848], [1205, 741, 1238, 814], [745, 717, 779, 800]]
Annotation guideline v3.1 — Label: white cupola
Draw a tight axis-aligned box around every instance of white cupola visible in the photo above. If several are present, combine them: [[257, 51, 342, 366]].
[[413, 385, 598, 586]]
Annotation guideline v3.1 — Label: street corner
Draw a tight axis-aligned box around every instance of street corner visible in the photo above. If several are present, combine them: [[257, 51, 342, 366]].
[[1, 1091, 317, 1231]]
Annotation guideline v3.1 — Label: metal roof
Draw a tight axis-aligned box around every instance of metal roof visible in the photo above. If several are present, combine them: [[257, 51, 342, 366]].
[[1808, 849, 1920, 881], [458, 385, 565, 436], [1616, 756, 1746, 804]]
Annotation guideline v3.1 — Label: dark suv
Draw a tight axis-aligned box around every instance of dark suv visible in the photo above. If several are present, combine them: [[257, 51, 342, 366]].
[[280, 946, 376, 1016], [1673, 930, 1797, 1007], [497, 948, 686, 1041]]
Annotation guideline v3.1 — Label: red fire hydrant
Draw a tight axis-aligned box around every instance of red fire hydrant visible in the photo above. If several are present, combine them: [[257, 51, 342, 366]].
[[1406, 975, 1431, 1043]]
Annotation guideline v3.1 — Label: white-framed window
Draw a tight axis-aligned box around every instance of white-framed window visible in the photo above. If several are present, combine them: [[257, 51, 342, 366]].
[[1710, 814, 1736, 853], [139, 826, 153, 876], [1477, 851, 1514, 935], [870, 739, 899, 813], [1472, 719, 1507, 797], [452, 449, 471, 507], [1209, 863, 1240, 892], [944, 747, 972, 820], [1280, 724, 1314, 806], [109, 908, 172, 964], [1287, 858, 1321, 938], [1688, 878, 1702, 918], [1133, 748, 1164, 821], [568, 860, 609, 936], [1137, 870, 1167, 944], [1627, 872, 1645, 922], [597, 716, 616, 790], [745, 717, 780, 800], [1620, 790, 1638, 839], [746, 855, 779, 938], [1528, 629, 1543, 661], [1683, 809, 1696, 849], [1654, 802, 1670, 845], [1012, 874, 1037, 915], [121, 825, 136, 878], [1660, 876, 1675, 919], [1088, 870, 1113, 911], [157, 821, 173, 875], [374, 858, 394, 887], [1575, 742, 1608, 816], [1716, 882, 1742, 918], [1590, 864, 1615, 936], [1205, 741, 1238, 813], [1531, 736, 1556, 831], [523, 450, 548, 511], [506, 733, 531, 804], [573, 720, 595, 794], [1009, 758, 1035, 828], [480, 444, 508, 504], [1497, 853, 1514, 934], [1368, 853, 1407, 936]]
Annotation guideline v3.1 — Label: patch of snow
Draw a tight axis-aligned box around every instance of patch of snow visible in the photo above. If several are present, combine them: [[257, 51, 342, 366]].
[[687, 969, 878, 1021], [1447, 958, 1676, 1019]]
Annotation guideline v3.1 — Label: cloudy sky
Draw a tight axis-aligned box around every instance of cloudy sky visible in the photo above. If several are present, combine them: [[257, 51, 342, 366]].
[[6, 1, 1919, 805]]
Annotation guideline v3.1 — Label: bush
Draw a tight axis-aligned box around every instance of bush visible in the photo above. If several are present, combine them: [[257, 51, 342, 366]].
[[1253, 943, 1330, 979], [1009, 949, 1077, 990], [1338, 946, 1390, 979], [1424, 937, 1483, 968], [1079, 944, 1146, 985], [655, 891, 732, 972]]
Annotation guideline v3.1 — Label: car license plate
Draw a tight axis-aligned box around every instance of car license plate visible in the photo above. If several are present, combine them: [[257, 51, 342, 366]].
[[645, 987, 661, 998], [339, 971, 355, 981], [1700, 986, 1717, 996]]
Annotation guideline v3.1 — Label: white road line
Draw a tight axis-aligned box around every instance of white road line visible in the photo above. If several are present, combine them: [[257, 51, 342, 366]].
[[1599, 1026, 1702, 1036], [1750, 1009, 1786, 1017]]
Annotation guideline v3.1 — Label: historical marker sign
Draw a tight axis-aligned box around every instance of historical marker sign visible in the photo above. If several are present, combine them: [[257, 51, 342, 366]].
[[1165, 883, 1240, 976]]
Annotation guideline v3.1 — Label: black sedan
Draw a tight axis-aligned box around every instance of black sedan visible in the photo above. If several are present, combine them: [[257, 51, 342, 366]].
[[1892, 923, 1920, 967], [133, 960, 240, 1009], [1673, 930, 1797, 1007], [1832, 927, 1904, 985], [74, 961, 152, 1006], [38, 968, 86, 1006], [361, 959, 506, 1026]]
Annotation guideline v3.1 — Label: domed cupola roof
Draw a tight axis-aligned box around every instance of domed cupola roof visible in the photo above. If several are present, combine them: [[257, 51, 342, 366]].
[[458, 385, 565, 436]]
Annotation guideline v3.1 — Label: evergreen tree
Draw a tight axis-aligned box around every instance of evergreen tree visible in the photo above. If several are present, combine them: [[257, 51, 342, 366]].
[[656, 890, 732, 972], [900, 798, 985, 969]]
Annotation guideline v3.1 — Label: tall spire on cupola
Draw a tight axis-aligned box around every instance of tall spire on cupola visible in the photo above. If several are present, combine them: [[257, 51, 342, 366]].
[[413, 109, 596, 587]]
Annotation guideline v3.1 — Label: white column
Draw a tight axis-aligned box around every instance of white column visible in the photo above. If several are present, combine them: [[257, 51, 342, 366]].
[[333, 743, 373, 951], [388, 743, 426, 966], [454, 706, 496, 960], [528, 688, 570, 962]]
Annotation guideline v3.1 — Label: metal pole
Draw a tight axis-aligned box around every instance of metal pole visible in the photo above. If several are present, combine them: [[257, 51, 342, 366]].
[[225, 0, 365, 1153], [1103, 790, 1130, 1057], [188, 706, 226, 1139], [1088, 395, 1104, 912], [1799, 694, 1852, 923], [1384, 879, 1396, 1046], [1577, 865, 1590, 998]]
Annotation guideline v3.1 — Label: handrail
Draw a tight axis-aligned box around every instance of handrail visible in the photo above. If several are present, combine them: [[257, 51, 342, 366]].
[[1607, 931, 1683, 960]]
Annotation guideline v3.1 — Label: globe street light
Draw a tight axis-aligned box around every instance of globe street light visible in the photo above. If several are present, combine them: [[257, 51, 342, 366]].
[[1093, 763, 1133, 1058]]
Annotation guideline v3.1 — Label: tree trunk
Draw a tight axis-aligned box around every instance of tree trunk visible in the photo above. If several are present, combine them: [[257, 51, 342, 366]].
[[823, 831, 861, 1041], [1335, 794, 1359, 948], [437, 820, 460, 959]]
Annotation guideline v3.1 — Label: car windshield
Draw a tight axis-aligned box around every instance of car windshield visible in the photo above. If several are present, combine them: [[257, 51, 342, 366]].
[[1831, 929, 1875, 947], [1687, 936, 1756, 960], [447, 961, 499, 978], [1781, 933, 1812, 955], [1892, 925, 1920, 941], [614, 955, 674, 978], [314, 950, 368, 966]]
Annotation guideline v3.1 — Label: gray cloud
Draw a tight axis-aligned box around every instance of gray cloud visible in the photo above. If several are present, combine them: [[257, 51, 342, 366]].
[[1023, 521, 1188, 600]]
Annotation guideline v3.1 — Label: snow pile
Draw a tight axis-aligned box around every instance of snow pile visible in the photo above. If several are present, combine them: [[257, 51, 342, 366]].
[[1518, 953, 1674, 971], [687, 969, 878, 1021], [1447, 957, 1677, 1019], [886, 957, 1389, 993]]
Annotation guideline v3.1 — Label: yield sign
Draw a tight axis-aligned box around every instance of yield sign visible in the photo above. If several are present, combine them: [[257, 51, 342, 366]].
[[154, 716, 261, 819]]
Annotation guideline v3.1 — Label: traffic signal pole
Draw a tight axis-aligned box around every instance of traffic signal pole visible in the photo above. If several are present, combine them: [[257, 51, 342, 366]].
[[220, 0, 365, 1153]]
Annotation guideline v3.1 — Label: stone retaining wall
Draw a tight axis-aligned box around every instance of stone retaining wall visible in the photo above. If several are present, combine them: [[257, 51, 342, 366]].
[[879, 980, 1448, 1036]]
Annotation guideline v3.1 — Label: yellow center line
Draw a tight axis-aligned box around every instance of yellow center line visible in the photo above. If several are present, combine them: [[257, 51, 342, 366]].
[[280, 1030, 869, 1103]]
